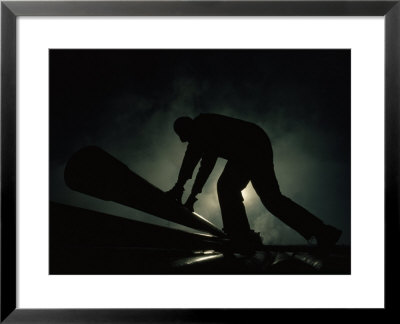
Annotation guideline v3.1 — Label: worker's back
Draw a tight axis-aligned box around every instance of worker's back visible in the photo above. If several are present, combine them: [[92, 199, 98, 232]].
[[191, 113, 272, 162]]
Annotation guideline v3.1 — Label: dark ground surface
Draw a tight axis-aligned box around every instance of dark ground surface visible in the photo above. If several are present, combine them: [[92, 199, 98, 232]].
[[50, 202, 350, 275]]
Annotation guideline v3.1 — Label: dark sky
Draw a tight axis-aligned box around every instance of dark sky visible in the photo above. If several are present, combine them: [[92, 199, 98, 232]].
[[50, 49, 350, 245]]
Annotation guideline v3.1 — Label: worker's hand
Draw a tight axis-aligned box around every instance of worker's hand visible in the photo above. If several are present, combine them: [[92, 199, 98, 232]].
[[165, 184, 184, 204], [184, 194, 198, 212]]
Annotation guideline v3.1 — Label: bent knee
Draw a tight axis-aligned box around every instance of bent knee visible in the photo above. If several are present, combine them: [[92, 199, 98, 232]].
[[217, 179, 244, 201]]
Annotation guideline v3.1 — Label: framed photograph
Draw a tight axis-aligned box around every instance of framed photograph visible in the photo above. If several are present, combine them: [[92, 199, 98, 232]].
[[1, 0, 398, 322]]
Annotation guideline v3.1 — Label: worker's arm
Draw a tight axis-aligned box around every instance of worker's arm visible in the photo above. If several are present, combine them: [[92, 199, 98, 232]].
[[191, 153, 218, 196], [166, 143, 202, 203], [184, 153, 218, 211]]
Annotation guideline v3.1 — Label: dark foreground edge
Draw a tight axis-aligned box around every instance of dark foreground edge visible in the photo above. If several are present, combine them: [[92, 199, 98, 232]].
[[1, 0, 399, 322]]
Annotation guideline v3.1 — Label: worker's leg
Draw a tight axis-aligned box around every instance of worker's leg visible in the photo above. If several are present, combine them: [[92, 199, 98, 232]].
[[251, 162, 325, 240], [217, 162, 251, 238]]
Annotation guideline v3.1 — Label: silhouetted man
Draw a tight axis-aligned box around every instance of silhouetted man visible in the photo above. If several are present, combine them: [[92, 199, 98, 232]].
[[167, 113, 341, 253]]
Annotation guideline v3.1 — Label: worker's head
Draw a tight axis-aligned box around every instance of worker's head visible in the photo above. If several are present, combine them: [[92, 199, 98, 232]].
[[173, 116, 193, 142]]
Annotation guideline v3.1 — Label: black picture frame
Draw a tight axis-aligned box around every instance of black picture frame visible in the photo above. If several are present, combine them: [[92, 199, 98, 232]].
[[1, 0, 398, 322]]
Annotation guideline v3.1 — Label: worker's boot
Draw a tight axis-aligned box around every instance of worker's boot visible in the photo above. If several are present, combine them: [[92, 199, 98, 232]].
[[226, 230, 263, 256], [313, 225, 342, 257], [247, 230, 263, 248]]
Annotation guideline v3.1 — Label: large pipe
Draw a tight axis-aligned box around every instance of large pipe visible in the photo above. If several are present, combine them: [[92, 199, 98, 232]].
[[50, 202, 227, 249], [64, 146, 226, 237]]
